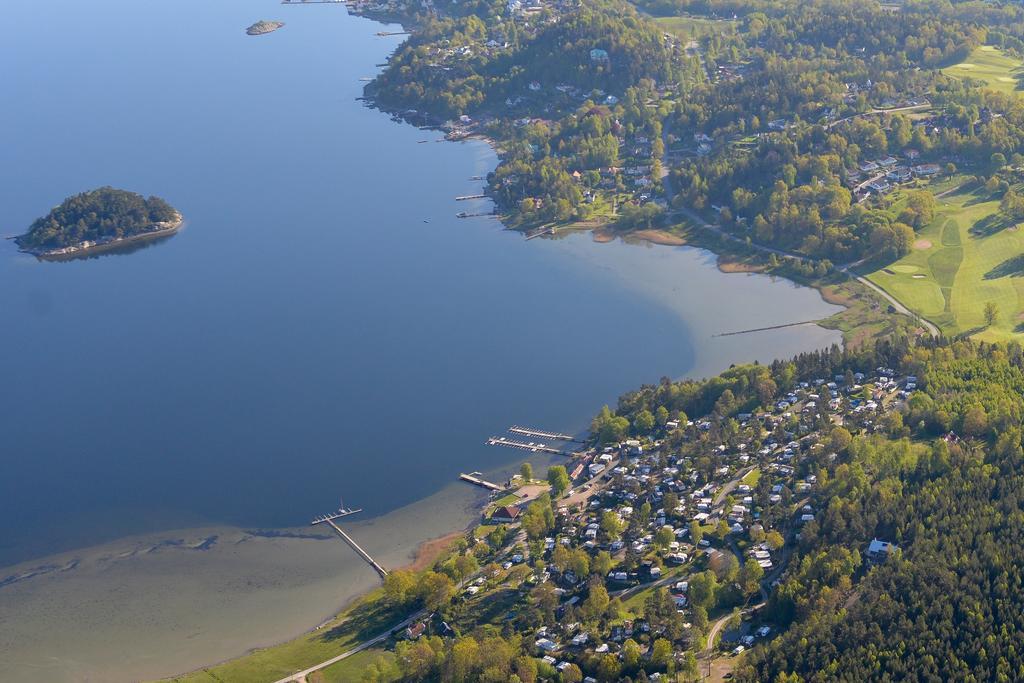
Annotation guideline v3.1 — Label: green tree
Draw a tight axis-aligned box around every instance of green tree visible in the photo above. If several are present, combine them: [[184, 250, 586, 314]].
[[514, 655, 538, 683], [689, 571, 718, 610], [561, 663, 583, 683], [984, 301, 999, 328], [454, 553, 480, 581], [583, 577, 610, 621], [740, 558, 765, 596], [680, 651, 699, 681], [548, 465, 570, 496], [596, 653, 621, 681], [689, 520, 705, 545], [593, 550, 614, 577], [601, 510, 624, 540], [384, 569, 416, 606], [520, 462, 533, 481], [592, 405, 630, 444], [417, 571, 455, 612], [651, 638, 673, 669], [634, 408, 655, 433], [622, 638, 642, 670]]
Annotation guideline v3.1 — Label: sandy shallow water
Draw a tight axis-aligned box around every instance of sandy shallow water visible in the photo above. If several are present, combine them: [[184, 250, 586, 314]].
[[0, 481, 488, 682]]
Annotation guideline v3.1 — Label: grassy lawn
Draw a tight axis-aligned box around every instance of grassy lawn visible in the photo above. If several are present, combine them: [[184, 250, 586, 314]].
[[655, 15, 736, 40], [943, 45, 1024, 96], [163, 588, 409, 683], [741, 469, 761, 487], [321, 649, 398, 682], [487, 492, 524, 511], [866, 185, 1024, 340]]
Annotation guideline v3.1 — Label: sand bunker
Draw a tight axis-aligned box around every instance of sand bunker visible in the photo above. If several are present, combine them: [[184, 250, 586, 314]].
[[913, 239, 932, 250]]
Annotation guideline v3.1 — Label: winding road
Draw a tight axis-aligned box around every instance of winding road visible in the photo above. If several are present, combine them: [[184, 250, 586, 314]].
[[661, 124, 941, 338]]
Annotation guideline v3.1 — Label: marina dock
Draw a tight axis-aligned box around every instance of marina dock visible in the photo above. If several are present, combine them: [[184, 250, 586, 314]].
[[459, 472, 503, 491], [508, 425, 581, 442], [487, 436, 575, 456], [311, 506, 363, 525]]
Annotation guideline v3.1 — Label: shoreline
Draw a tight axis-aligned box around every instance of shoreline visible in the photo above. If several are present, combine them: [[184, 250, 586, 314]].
[[145, 8, 863, 676], [17, 212, 184, 261], [0, 8, 863, 682], [154, 525, 473, 682]]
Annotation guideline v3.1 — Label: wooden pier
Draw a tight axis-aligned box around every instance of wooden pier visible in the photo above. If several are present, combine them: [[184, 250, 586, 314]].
[[525, 226, 555, 240], [311, 504, 387, 578], [487, 436, 574, 456], [323, 519, 389, 578], [459, 471, 503, 491], [714, 320, 819, 337], [509, 425, 581, 442], [455, 194, 487, 201]]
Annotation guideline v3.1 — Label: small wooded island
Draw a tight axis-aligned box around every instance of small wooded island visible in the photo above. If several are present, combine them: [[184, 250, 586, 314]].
[[246, 20, 284, 36], [16, 187, 182, 260]]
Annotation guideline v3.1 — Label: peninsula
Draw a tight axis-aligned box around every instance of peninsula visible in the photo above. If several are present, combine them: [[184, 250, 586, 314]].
[[15, 187, 182, 260], [246, 20, 284, 36]]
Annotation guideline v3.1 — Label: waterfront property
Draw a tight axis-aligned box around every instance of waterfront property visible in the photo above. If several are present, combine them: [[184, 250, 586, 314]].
[[0, 0, 843, 678]]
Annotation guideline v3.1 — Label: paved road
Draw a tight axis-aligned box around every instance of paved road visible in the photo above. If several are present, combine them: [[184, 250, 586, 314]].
[[824, 102, 932, 130], [670, 201, 941, 337], [713, 466, 754, 507], [272, 610, 426, 683], [661, 122, 941, 339], [837, 264, 940, 336]]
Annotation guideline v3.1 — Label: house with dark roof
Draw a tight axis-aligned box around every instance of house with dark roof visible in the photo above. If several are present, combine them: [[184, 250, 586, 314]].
[[491, 505, 522, 523]]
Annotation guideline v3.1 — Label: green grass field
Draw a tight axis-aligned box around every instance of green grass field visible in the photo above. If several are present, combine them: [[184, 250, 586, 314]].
[[741, 469, 761, 487], [163, 588, 407, 683], [943, 45, 1024, 96], [655, 15, 736, 40], [866, 184, 1024, 341]]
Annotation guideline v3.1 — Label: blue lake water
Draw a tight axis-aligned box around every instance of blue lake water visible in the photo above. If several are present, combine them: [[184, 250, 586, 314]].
[[0, 0, 841, 677]]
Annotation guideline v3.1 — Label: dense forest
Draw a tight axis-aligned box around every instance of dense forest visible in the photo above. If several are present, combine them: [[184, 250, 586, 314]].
[[366, 0, 1024, 259], [730, 340, 1024, 681], [366, 0, 676, 225], [369, 0, 676, 118], [17, 187, 178, 251]]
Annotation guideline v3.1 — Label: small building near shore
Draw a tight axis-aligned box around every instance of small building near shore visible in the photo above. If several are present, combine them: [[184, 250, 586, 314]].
[[491, 505, 522, 523]]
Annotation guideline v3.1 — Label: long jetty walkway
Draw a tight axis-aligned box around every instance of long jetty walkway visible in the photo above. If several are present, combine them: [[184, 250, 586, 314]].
[[487, 436, 575, 456], [322, 519, 389, 578], [714, 320, 819, 337], [508, 425, 581, 442], [311, 506, 387, 579]]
